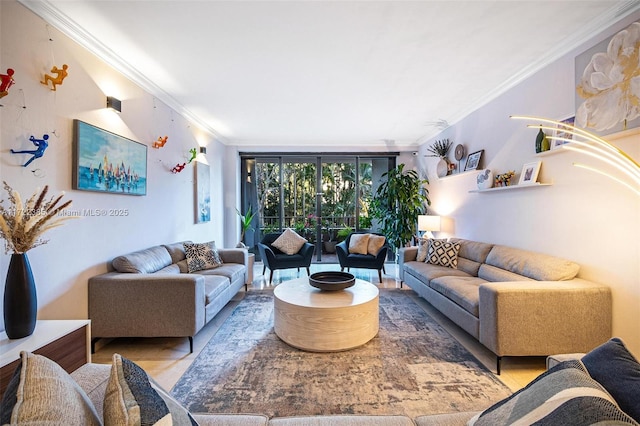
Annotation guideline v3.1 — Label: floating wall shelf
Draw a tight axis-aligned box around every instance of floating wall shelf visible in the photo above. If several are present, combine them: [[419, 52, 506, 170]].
[[469, 183, 552, 193]]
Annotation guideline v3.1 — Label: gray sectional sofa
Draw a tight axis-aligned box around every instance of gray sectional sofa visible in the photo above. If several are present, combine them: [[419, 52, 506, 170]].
[[398, 238, 612, 373], [88, 241, 250, 353]]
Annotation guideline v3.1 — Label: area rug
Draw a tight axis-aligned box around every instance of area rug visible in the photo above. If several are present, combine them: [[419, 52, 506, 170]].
[[170, 288, 511, 418]]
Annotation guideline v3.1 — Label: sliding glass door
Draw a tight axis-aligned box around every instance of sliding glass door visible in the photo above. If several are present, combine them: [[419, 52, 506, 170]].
[[241, 154, 396, 261]]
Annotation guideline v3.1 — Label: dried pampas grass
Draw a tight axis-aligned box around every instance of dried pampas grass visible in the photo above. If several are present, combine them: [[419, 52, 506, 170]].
[[0, 181, 76, 254]]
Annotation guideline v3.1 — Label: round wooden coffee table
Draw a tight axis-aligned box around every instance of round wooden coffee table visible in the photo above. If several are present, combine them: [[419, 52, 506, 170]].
[[273, 277, 379, 352]]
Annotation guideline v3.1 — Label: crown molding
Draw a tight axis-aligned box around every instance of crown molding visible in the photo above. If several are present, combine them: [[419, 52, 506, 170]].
[[417, 0, 640, 145], [17, 0, 228, 143]]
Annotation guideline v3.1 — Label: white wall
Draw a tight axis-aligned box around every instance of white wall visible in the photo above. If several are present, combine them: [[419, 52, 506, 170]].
[[419, 12, 640, 355], [0, 1, 225, 325]]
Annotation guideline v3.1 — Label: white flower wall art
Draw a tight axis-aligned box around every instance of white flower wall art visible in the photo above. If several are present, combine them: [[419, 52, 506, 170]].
[[575, 21, 640, 134]]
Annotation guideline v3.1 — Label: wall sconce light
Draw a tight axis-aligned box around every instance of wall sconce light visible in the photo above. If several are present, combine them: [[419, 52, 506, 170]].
[[106, 96, 121, 113], [195, 146, 208, 164], [247, 170, 252, 183]]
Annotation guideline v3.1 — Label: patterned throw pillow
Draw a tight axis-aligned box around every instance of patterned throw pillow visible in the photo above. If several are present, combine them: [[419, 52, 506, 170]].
[[468, 360, 638, 425], [426, 239, 460, 268], [271, 228, 308, 255], [0, 351, 101, 425], [104, 354, 198, 426], [348, 233, 370, 255], [184, 241, 223, 272], [367, 234, 386, 255], [416, 238, 430, 262]]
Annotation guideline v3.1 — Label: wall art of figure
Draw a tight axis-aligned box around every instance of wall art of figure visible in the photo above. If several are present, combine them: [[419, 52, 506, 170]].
[[41, 64, 68, 91], [11, 134, 49, 167], [0, 68, 15, 99]]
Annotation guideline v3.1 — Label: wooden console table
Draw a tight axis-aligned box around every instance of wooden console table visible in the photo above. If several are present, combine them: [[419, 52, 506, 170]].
[[0, 320, 91, 395]]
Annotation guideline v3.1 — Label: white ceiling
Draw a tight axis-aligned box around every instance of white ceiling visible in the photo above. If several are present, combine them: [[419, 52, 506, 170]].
[[19, 1, 640, 147]]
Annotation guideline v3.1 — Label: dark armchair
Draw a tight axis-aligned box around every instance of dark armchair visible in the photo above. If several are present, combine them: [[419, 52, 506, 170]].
[[336, 232, 389, 282], [257, 232, 314, 284]]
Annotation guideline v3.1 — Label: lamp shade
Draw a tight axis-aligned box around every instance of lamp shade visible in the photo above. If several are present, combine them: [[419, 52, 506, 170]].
[[418, 215, 441, 232]]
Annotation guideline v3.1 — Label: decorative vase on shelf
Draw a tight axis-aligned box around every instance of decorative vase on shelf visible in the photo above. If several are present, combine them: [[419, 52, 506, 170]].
[[3, 252, 37, 339], [535, 128, 546, 153], [436, 158, 450, 178], [476, 169, 494, 190]]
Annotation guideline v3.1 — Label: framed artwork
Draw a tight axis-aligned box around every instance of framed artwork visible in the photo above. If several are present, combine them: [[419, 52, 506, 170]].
[[464, 150, 483, 171], [518, 161, 541, 185], [575, 20, 640, 135], [195, 162, 211, 223], [72, 120, 147, 195], [551, 115, 575, 150]]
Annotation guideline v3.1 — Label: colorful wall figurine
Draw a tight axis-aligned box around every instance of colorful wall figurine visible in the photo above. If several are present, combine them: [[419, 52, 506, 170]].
[[0, 68, 15, 99], [41, 64, 68, 91], [152, 136, 168, 148], [187, 148, 197, 164], [171, 163, 186, 173], [11, 134, 49, 167]]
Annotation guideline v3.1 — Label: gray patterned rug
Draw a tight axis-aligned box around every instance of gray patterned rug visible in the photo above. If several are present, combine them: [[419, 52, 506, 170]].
[[170, 288, 511, 418]]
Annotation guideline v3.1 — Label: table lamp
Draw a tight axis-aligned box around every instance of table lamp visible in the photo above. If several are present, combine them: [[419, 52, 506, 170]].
[[418, 215, 441, 239]]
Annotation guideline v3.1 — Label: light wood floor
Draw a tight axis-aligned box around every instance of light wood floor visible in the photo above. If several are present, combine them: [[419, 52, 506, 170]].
[[92, 262, 546, 393]]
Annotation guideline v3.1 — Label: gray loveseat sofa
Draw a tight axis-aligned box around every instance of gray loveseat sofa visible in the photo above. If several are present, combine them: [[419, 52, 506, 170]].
[[88, 241, 250, 353], [399, 238, 612, 373]]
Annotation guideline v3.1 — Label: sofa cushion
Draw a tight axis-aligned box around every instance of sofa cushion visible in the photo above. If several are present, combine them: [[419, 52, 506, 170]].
[[429, 276, 486, 317], [367, 234, 386, 255], [581, 337, 640, 423], [156, 263, 182, 274], [404, 261, 471, 285], [199, 263, 245, 285], [184, 241, 223, 272], [202, 275, 230, 305], [349, 233, 370, 255], [416, 238, 429, 262], [0, 352, 101, 425], [426, 239, 461, 268], [269, 415, 415, 425], [163, 241, 191, 263], [112, 245, 173, 274], [485, 245, 580, 281], [477, 264, 534, 283], [272, 228, 308, 255], [104, 354, 197, 426], [450, 238, 493, 263], [450, 238, 494, 276], [468, 360, 638, 425], [71, 363, 112, 420]]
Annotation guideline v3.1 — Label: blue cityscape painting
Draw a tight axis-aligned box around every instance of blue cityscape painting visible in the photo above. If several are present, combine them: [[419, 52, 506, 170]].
[[73, 120, 147, 196]]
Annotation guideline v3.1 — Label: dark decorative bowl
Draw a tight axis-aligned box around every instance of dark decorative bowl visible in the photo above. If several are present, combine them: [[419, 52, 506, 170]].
[[309, 271, 356, 291]]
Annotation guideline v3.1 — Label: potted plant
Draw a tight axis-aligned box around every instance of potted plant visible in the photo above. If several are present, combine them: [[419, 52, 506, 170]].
[[426, 139, 454, 177], [235, 205, 257, 248], [370, 164, 430, 252]]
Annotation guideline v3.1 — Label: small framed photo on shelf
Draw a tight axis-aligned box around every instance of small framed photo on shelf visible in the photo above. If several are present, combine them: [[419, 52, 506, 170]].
[[551, 115, 575, 150], [518, 161, 541, 185], [464, 150, 484, 171]]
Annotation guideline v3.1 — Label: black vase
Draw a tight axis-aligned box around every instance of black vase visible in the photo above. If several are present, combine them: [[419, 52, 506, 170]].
[[3, 253, 37, 339]]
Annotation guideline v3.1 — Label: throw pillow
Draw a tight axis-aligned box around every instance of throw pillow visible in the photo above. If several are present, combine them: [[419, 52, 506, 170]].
[[426, 239, 460, 268], [184, 241, 223, 272], [0, 351, 101, 425], [104, 353, 198, 426], [367, 234, 386, 255], [348, 233, 370, 255], [416, 238, 429, 262], [581, 337, 640, 423], [272, 228, 307, 255], [468, 360, 638, 425]]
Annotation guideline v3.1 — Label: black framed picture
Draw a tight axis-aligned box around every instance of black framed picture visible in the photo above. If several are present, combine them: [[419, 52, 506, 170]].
[[464, 149, 483, 171], [72, 120, 147, 195]]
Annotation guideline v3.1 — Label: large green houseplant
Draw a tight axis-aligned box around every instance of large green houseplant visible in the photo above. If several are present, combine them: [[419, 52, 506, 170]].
[[370, 164, 430, 251]]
